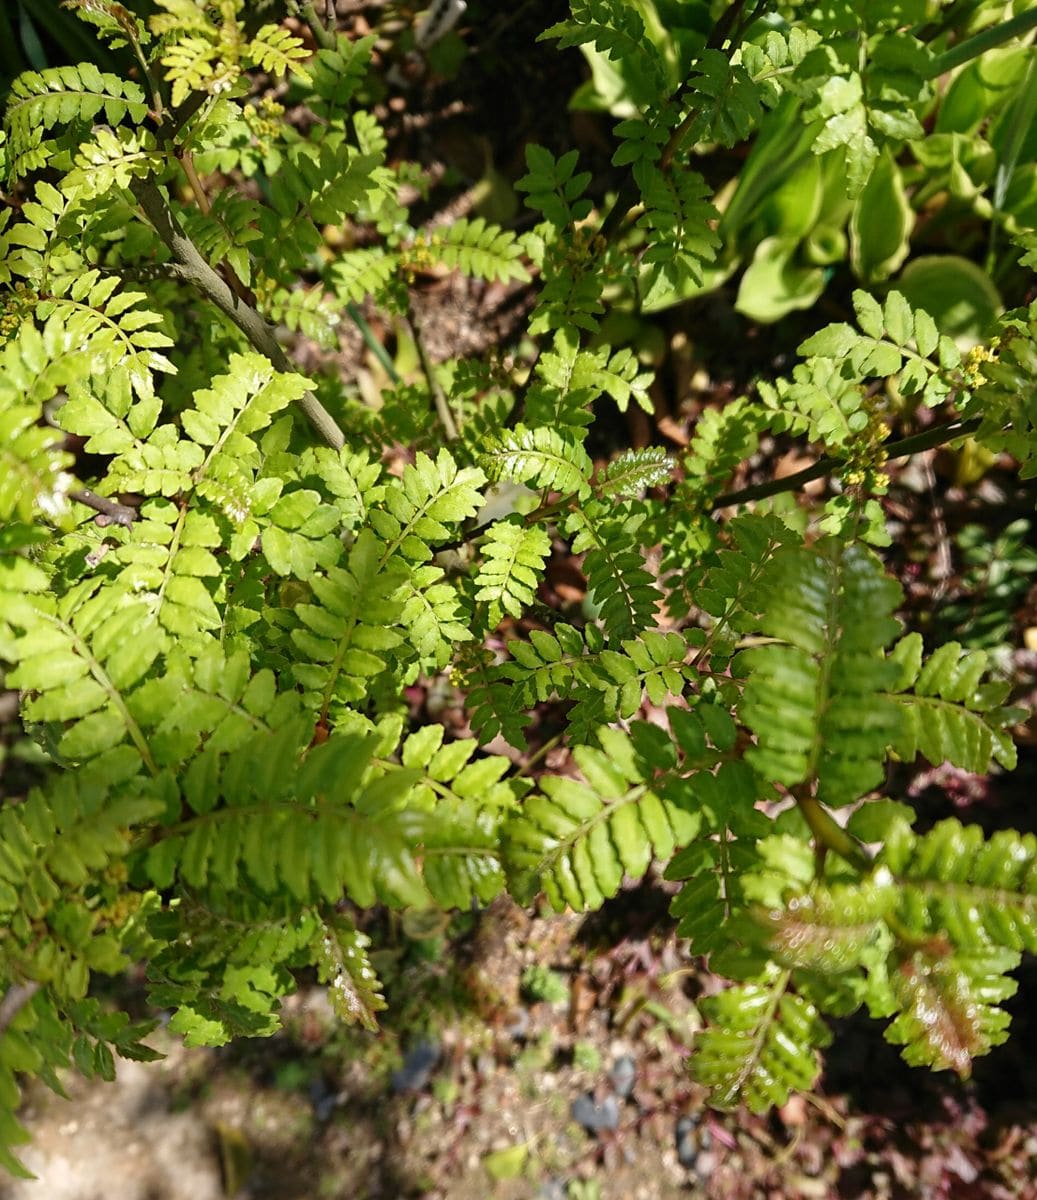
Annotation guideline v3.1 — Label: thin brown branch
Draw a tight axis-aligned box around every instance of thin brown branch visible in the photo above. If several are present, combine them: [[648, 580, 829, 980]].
[[71, 488, 138, 528], [130, 179, 346, 451], [407, 313, 459, 441], [711, 417, 983, 511], [0, 981, 40, 1035]]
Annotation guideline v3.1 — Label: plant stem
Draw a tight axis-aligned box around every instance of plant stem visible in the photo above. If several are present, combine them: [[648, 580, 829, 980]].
[[71, 488, 138, 528], [796, 791, 873, 874], [347, 302, 401, 384], [599, 0, 753, 242], [927, 7, 1037, 78], [291, 0, 337, 50], [409, 313, 459, 440], [0, 982, 40, 1035], [711, 416, 982, 510], [131, 179, 347, 451]]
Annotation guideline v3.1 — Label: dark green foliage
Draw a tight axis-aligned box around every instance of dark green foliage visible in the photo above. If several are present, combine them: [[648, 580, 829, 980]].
[[0, 0, 1035, 1165]]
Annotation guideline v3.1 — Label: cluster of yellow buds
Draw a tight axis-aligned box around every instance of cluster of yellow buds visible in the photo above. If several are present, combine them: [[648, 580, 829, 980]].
[[243, 96, 285, 145], [0, 281, 37, 339], [400, 232, 440, 281], [962, 340, 999, 388], [841, 394, 891, 491]]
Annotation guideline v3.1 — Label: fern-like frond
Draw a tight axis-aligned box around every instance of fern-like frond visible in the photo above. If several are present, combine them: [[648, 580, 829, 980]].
[[679, 49, 768, 147], [307, 33, 377, 117], [740, 540, 902, 805], [594, 447, 674, 499], [540, 0, 668, 107], [0, 319, 85, 522], [752, 873, 897, 974], [567, 502, 660, 642], [516, 144, 593, 229], [474, 518, 551, 627], [314, 914, 387, 1031], [41, 268, 175, 403], [880, 817, 1037, 954], [885, 633, 1018, 772], [522, 327, 603, 429], [369, 449, 486, 564], [665, 759, 769, 956], [685, 513, 797, 663], [793, 289, 961, 412], [482, 425, 592, 498], [288, 528, 405, 712], [634, 159, 720, 312], [691, 968, 831, 1112], [884, 948, 1016, 1077], [399, 565, 475, 670], [247, 24, 311, 82], [420, 218, 529, 284], [326, 247, 399, 305], [145, 724, 431, 908], [4, 65, 147, 158], [503, 727, 698, 910]]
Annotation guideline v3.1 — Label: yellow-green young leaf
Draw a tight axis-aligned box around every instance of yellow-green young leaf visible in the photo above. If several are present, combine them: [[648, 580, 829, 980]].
[[483, 1143, 529, 1181], [850, 149, 911, 283]]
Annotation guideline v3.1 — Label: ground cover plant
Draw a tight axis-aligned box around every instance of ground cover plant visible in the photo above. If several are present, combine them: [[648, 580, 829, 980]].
[[1, 0, 1036, 1182]]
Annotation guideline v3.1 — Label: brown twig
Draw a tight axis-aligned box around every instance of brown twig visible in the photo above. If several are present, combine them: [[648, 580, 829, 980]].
[[71, 488, 138, 528], [0, 981, 40, 1035], [599, 0, 753, 243], [407, 312, 459, 440], [710, 416, 983, 511], [130, 179, 346, 451]]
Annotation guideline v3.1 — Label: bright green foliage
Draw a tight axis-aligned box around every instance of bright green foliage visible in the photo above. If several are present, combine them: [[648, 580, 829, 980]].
[[886, 634, 1018, 773], [421, 218, 530, 285], [4, 65, 147, 175], [633, 157, 720, 310], [483, 426, 592, 498], [880, 818, 1037, 956], [691, 971, 832, 1113], [503, 727, 697, 910], [516, 145, 593, 229], [0, 0, 1035, 1165], [475, 520, 552, 627], [540, 0, 668, 108], [740, 540, 903, 807]]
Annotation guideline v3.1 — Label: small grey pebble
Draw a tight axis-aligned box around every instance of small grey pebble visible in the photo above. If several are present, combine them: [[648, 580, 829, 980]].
[[505, 1006, 530, 1041], [675, 1115, 699, 1168], [308, 1078, 337, 1121], [608, 1054, 637, 1098], [391, 1039, 441, 1093], [538, 1179, 567, 1200], [571, 1092, 620, 1133]]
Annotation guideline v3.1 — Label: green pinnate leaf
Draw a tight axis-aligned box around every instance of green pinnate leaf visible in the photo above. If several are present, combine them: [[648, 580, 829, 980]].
[[691, 971, 831, 1112]]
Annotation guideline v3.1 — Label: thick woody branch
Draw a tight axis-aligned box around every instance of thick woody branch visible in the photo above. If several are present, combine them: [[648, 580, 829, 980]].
[[130, 179, 346, 451]]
